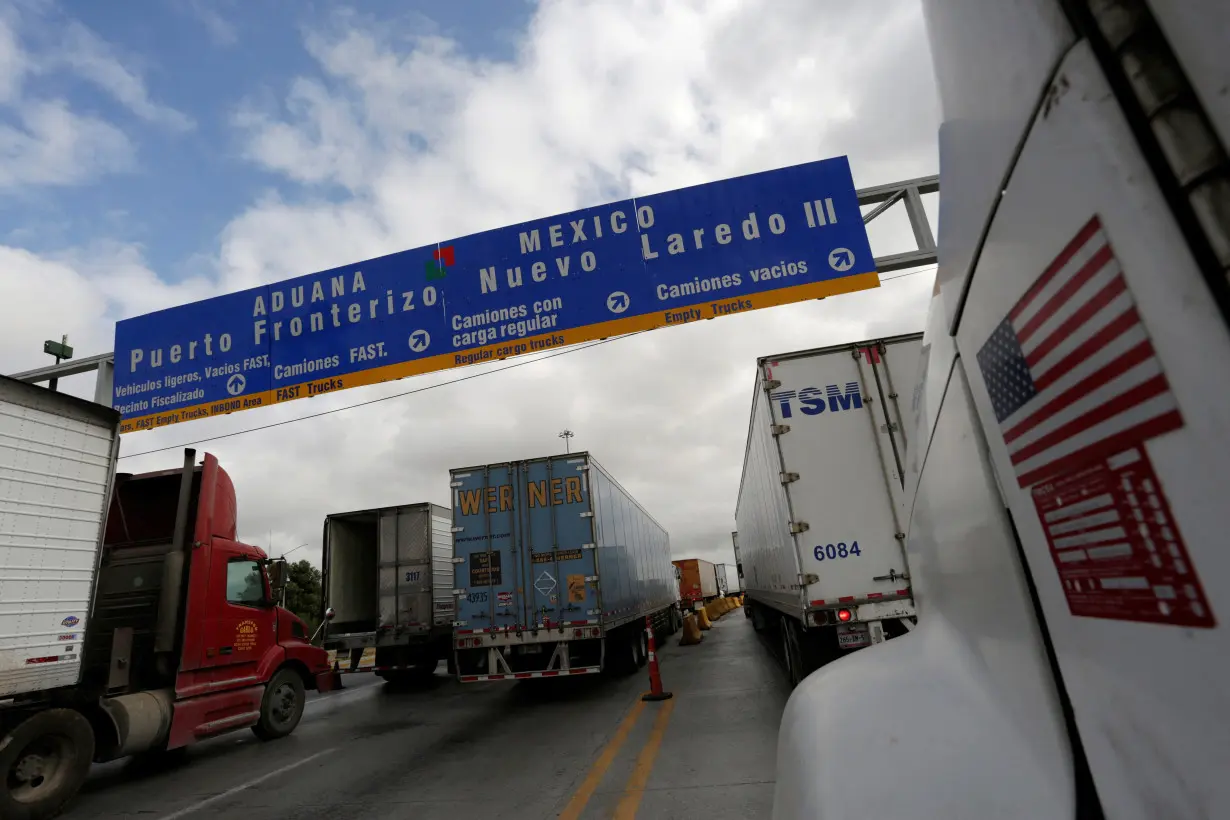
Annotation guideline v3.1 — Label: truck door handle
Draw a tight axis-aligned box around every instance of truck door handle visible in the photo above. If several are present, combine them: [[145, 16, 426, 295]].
[[219, 646, 233, 655]]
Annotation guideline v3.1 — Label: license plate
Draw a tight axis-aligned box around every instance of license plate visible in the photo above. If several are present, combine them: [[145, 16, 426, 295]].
[[836, 623, 870, 649]]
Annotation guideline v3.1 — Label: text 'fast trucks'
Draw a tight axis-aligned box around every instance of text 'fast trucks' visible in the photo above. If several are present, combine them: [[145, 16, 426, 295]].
[[320, 503, 454, 683], [0, 375, 331, 820], [736, 334, 922, 687], [450, 452, 680, 682]]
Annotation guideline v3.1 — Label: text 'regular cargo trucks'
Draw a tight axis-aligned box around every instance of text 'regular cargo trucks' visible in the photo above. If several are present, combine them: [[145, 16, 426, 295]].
[[0, 375, 332, 820], [672, 558, 718, 610], [320, 503, 454, 683], [450, 453, 679, 682], [736, 334, 922, 686]]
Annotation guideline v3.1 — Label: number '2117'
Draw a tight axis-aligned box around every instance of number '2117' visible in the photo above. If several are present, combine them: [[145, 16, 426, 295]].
[[814, 541, 861, 561]]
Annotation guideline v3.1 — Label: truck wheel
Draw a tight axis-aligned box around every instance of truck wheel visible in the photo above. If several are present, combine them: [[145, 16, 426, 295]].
[[252, 669, 306, 741], [0, 708, 94, 820]]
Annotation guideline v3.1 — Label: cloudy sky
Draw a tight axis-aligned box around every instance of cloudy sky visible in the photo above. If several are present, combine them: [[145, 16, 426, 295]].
[[1, 0, 940, 570]]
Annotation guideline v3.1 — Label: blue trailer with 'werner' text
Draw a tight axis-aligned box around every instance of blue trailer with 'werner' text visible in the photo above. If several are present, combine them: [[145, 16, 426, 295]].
[[450, 452, 679, 682]]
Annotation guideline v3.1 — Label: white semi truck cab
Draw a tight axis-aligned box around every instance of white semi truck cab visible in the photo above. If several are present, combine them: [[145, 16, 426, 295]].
[[774, 1, 1230, 818]]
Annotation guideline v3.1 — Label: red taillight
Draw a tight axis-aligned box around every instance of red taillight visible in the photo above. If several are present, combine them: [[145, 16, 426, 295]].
[[837, 608, 853, 622]]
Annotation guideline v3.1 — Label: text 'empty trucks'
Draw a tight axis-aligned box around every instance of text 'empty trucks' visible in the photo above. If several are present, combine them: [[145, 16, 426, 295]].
[[450, 452, 680, 682]]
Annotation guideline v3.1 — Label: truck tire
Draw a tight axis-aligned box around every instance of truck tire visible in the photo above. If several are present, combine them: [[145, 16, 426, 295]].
[[252, 668, 306, 741], [635, 628, 649, 669], [0, 708, 94, 820], [780, 617, 804, 688], [605, 632, 639, 676]]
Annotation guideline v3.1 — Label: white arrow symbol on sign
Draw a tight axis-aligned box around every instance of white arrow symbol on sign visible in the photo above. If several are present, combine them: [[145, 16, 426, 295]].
[[828, 247, 855, 272], [607, 291, 630, 314], [226, 373, 246, 396], [408, 330, 431, 352]]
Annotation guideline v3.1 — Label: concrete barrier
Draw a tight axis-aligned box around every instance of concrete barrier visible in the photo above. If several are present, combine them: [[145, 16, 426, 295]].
[[679, 613, 703, 645], [697, 607, 713, 630]]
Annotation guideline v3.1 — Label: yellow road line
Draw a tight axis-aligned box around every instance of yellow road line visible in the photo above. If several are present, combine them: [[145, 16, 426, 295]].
[[557, 699, 647, 820], [612, 699, 676, 820]]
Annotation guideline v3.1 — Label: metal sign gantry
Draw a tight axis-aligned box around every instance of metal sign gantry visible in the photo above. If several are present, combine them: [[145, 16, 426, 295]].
[[7, 175, 938, 405]]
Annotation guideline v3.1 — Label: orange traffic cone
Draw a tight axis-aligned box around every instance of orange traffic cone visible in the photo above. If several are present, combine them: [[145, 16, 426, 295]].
[[641, 617, 673, 702]]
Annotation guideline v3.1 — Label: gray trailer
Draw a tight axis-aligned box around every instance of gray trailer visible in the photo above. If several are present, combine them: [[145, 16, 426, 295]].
[[320, 502, 454, 682]]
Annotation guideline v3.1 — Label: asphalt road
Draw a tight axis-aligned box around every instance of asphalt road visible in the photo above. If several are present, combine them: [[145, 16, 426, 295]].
[[60, 608, 789, 820]]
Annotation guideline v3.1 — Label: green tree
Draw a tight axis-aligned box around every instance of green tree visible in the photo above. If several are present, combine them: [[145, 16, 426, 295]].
[[283, 559, 323, 638]]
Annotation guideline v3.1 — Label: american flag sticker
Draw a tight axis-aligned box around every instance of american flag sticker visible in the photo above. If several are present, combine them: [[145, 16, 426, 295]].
[[976, 215, 1183, 489]]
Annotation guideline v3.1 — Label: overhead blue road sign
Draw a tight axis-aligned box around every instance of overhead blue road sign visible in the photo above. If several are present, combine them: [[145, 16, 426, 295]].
[[113, 156, 877, 432]]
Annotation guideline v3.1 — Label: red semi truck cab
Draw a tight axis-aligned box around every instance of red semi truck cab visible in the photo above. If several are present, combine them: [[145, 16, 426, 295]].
[[96, 450, 334, 747], [1, 433, 333, 820]]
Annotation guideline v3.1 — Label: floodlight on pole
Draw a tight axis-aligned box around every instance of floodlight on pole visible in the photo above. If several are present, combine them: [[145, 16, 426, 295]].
[[559, 429, 574, 453]]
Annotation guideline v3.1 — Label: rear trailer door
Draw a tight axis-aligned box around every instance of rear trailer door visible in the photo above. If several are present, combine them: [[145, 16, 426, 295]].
[[521, 456, 599, 628], [766, 336, 921, 621], [428, 505, 455, 630], [0, 376, 120, 698], [377, 506, 435, 636], [452, 466, 522, 632], [452, 459, 599, 633]]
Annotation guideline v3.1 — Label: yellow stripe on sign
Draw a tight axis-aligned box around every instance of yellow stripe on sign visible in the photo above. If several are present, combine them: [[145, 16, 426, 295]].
[[558, 699, 648, 820], [119, 271, 878, 433], [612, 700, 676, 820]]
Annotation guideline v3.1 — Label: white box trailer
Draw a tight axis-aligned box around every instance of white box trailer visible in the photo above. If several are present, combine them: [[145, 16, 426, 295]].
[[320, 503, 455, 682], [736, 333, 922, 686], [723, 562, 743, 594]]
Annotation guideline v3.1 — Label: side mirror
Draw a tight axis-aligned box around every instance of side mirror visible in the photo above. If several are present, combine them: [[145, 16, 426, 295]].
[[267, 559, 288, 600], [324, 607, 336, 622]]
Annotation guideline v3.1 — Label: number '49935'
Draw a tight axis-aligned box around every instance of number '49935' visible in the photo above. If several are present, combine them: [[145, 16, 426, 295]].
[[813, 542, 861, 562]]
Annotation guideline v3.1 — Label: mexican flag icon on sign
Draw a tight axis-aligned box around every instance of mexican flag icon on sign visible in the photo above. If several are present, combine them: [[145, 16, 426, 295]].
[[426, 245, 455, 280]]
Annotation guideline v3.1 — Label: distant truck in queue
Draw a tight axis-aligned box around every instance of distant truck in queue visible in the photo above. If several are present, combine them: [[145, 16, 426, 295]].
[[0, 375, 332, 820], [733, 531, 749, 615], [720, 562, 742, 595], [319, 503, 455, 683], [673, 558, 719, 609], [715, 562, 730, 596], [450, 453, 680, 682], [735, 334, 922, 686]]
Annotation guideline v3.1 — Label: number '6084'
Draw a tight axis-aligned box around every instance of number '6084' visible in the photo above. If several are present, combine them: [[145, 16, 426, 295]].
[[813, 541, 861, 561]]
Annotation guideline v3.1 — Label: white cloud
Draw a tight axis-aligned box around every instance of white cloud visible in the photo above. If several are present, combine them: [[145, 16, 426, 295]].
[[58, 20, 195, 132], [0, 98, 133, 188], [0, 2, 191, 189], [178, 0, 238, 47], [0, 13, 25, 103], [3, 0, 941, 571]]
